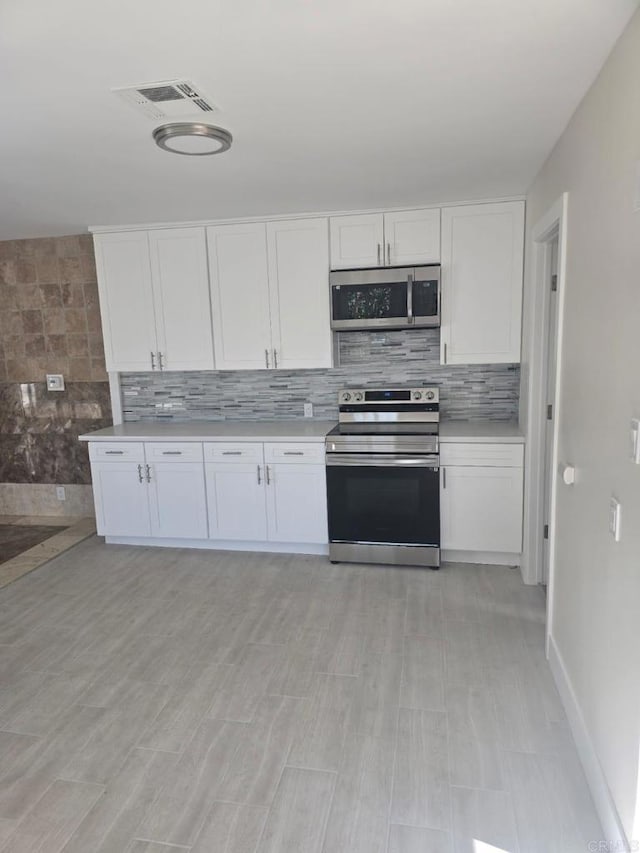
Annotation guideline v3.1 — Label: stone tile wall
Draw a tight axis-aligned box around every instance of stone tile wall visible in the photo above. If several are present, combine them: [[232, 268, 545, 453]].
[[0, 235, 111, 510]]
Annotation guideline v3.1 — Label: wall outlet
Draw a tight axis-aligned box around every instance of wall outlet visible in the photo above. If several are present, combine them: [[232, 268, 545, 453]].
[[609, 496, 621, 542], [56, 486, 66, 501], [303, 402, 313, 418]]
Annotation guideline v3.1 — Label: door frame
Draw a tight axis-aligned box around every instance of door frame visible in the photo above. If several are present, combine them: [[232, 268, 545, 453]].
[[521, 193, 568, 653]]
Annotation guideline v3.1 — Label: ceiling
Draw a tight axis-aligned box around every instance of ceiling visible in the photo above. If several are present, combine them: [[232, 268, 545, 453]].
[[0, 0, 637, 239]]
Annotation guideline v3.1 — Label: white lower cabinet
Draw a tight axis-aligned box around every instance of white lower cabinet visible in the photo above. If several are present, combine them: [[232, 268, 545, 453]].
[[89, 439, 328, 550], [147, 462, 208, 539], [91, 461, 151, 538], [205, 462, 268, 541], [266, 463, 328, 544], [91, 451, 208, 540], [440, 442, 524, 555], [204, 441, 328, 545]]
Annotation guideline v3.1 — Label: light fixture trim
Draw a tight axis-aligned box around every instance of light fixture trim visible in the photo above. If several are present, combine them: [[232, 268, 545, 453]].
[[152, 122, 232, 156]]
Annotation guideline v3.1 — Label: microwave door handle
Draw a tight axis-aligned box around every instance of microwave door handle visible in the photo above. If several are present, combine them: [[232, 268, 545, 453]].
[[407, 273, 414, 325]]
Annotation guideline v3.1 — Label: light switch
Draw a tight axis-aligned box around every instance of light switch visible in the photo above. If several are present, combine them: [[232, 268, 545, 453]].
[[631, 419, 640, 464], [46, 374, 65, 391], [304, 402, 313, 418], [609, 497, 622, 542]]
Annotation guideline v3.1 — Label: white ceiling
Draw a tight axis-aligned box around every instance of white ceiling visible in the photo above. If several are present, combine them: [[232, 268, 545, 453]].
[[0, 0, 637, 239]]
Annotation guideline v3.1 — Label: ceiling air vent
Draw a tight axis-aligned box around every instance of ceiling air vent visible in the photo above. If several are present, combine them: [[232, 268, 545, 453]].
[[112, 79, 218, 120]]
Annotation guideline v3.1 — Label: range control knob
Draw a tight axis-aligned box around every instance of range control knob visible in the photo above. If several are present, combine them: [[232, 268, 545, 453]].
[[342, 392, 351, 402], [412, 391, 422, 400], [354, 392, 363, 402], [426, 390, 435, 400]]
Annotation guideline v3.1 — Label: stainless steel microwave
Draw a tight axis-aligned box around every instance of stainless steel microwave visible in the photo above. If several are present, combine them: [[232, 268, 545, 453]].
[[329, 265, 440, 331]]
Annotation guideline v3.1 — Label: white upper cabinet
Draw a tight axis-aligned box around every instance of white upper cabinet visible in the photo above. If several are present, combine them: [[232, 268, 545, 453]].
[[383, 209, 440, 266], [208, 218, 332, 371], [329, 208, 440, 269], [94, 232, 157, 372], [148, 228, 214, 371], [440, 201, 524, 365], [95, 227, 213, 372], [207, 223, 273, 370], [329, 213, 384, 269], [267, 218, 332, 369]]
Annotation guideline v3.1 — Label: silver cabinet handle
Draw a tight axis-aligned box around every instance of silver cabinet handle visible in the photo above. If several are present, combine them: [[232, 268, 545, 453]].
[[222, 451, 242, 456], [162, 451, 182, 455], [145, 464, 151, 482], [273, 349, 278, 369], [284, 451, 304, 456], [137, 464, 144, 483], [257, 464, 262, 485], [266, 465, 271, 485], [150, 351, 156, 370], [407, 273, 414, 325], [442, 467, 446, 489], [377, 243, 381, 265], [265, 348, 270, 368], [387, 242, 391, 265], [158, 351, 164, 370], [105, 450, 124, 455], [443, 342, 447, 364]]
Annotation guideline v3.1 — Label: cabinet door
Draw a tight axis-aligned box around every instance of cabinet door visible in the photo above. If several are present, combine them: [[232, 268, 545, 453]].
[[93, 232, 157, 372], [383, 208, 440, 265], [148, 228, 214, 371], [265, 463, 328, 544], [147, 462, 208, 539], [267, 218, 332, 369], [441, 465, 523, 553], [329, 213, 384, 269], [91, 461, 151, 537], [440, 202, 524, 364], [205, 463, 268, 541], [207, 223, 273, 369]]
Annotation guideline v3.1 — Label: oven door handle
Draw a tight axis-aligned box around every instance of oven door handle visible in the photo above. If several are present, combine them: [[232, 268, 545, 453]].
[[326, 454, 439, 468]]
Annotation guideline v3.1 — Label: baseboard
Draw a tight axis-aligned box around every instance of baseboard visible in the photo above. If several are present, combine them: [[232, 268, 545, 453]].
[[547, 634, 629, 850], [104, 535, 329, 556], [442, 549, 521, 567]]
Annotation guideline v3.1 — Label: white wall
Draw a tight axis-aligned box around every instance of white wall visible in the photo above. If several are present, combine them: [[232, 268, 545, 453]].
[[522, 8, 640, 842]]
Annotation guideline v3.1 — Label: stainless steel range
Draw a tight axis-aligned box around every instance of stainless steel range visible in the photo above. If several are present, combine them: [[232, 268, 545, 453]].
[[325, 387, 440, 568]]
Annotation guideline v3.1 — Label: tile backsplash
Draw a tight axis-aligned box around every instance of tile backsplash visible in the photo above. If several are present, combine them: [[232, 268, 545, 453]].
[[121, 329, 520, 422]]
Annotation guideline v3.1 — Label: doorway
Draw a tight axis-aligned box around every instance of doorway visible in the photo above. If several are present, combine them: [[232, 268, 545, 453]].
[[522, 193, 568, 651]]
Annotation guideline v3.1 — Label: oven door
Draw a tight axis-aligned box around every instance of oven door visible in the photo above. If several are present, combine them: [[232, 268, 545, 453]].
[[326, 454, 440, 547]]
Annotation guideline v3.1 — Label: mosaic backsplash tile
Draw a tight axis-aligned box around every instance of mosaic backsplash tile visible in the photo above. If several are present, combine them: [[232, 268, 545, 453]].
[[120, 329, 520, 422]]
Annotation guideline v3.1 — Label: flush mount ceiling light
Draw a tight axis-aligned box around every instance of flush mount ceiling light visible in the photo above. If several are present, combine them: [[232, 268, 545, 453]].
[[152, 122, 232, 156]]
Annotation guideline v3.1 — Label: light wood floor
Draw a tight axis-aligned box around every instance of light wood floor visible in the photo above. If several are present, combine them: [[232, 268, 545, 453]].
[[0, 537, 603, 852]]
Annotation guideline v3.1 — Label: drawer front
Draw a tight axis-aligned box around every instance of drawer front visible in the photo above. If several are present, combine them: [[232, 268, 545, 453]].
[[144, 442, 203, 463], [264, 442, 325, 464], [89, 442, 145, 462], [204, 442, 264, 463], [440, 442, 524, 468]]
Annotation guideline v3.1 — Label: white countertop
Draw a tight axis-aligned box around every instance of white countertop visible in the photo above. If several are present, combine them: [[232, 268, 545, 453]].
[[439, 420, 524, 443], [79, 419, 338, 443], [81, 418, 524, 445]]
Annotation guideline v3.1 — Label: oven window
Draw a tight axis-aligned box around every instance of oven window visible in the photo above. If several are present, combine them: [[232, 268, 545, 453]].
[[331, 282, 407, 322], [326, 464, 440, 546]]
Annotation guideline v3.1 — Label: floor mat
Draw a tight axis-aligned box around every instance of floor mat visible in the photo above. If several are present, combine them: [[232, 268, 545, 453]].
[[0, 524, 70, 565]]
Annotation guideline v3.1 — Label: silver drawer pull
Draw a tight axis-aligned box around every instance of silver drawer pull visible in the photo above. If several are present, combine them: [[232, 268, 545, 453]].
[[283, 451, 304, 456], [222, 451, 243, 456], [162, 451, 182, 455], [137, 464, 144, 483], [105, 450, 124, 455]]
